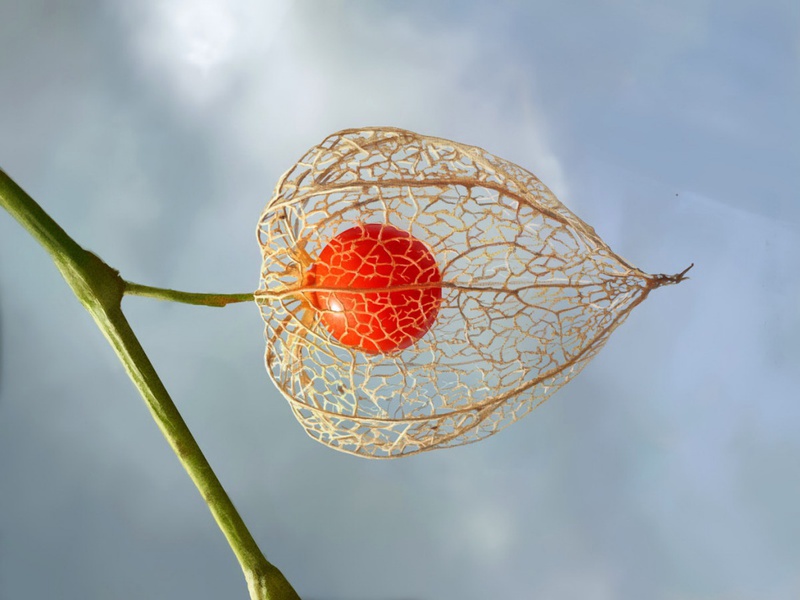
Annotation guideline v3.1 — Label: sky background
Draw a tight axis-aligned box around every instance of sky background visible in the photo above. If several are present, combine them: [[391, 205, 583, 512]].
[[1, 1, 799, 599]]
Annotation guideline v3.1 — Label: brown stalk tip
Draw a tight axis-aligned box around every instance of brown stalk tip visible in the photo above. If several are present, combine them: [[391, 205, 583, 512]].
[[648, 262, 694, 289]]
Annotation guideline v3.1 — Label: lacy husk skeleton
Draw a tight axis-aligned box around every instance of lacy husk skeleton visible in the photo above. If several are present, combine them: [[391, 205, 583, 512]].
[[256, 127, 690, 458]]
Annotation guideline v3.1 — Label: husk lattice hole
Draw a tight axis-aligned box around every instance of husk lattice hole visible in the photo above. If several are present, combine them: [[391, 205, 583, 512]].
[[256, 127, 689, 458]]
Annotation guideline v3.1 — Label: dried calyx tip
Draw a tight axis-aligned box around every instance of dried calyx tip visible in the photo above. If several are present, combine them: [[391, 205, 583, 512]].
[[648, 263, 694, 289]]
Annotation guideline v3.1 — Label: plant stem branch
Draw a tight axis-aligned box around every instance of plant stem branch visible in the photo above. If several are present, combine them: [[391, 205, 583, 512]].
[[0, 168, 300, 600], [124, 281, 254, 307]]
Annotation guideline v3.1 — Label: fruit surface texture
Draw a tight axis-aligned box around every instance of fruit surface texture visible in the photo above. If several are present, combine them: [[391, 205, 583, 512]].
[[310, 223, 443, 354]]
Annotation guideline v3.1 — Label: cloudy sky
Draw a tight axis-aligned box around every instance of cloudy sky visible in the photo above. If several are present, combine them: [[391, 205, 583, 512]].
[[1, 1, 798, 599]]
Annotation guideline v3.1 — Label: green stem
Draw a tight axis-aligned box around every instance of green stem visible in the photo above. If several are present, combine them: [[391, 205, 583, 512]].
[[0, 168, 300, 600], [125, 282, 254, 307]]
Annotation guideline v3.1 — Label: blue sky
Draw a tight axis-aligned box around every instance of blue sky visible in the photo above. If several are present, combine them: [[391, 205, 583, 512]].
[[1, 1, 798, 599]]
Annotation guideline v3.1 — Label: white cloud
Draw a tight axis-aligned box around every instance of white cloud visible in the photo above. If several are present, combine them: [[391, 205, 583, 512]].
[[116, 0, 292, 106], [113, 0, 567, 202]]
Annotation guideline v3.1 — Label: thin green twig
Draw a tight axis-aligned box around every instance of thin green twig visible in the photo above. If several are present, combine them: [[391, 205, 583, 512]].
[[125, 281, 254, 307], [0, 168, 300, 600]]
